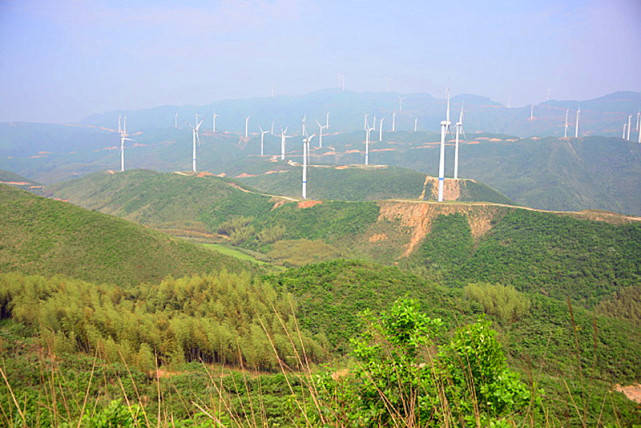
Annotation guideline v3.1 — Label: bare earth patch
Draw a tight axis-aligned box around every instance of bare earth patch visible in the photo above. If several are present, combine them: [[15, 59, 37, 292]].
[[368, 233, 388, 242], [298, 200, 323, 208], [271, 199, 287, 210], [614, 384, 641, 403], [424, 177, 461, 201], [235, 172, 256, 178], [378, 202, 500, 257]]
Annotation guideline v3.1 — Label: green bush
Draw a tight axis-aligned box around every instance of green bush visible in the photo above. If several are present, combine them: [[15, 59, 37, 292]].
[[464, 282, 531, 323]]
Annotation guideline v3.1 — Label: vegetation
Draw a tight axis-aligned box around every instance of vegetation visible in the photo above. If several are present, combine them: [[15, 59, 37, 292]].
[[464, 282, 531, 323], [0, 184, 253, 286]]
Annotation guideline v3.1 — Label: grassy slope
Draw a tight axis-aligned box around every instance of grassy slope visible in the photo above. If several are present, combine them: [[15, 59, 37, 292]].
[[0, 184, 253, 286], [270, 260, 641, 424], [235, 163, 512, 204]]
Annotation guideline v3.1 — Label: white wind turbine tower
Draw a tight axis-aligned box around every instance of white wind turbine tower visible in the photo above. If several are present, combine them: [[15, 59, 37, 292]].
[[259, 127, 269, 156], [391, 112, 396, 132], [244, 116, 250, 138], [622, 122, 627, 139], [413, 117, 418, 132], [379, 118, 384, 141], [626, 115, 632, 141], [372, 116, 377, 132], [364, 120, 375, 166], [212, 113, 219, 133], [575, 107, 581, 138], [325, 112, 330, 129], [280, 127, 293, 160], [191, 114, 203, 173], [315, 120, 328, 148], [437, 91, 451, 202], [301, 134, 315, 199], [119, 116, 134, 172], [454, 105, 465, 180], [563, 109, 569, 138]]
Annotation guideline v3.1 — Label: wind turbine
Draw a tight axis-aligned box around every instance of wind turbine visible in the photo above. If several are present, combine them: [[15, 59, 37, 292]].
[[627, 115, 632, 141], [338, 73, 345, 91], [529, 105, 534, 121], [118, 116, 134, 172], [365, 120, 375, 166], [270, 121, 275, 136], [212, 113, 219, 133], [363, 114, 369, 130], [118, 114, 122, 134], [191, 114, 203, 173], [622, 122, 627, 140], [454, 105, 465, 180], [325, 112, 330, 129], [244, 116, 250, 138], [413, 117, 418, 132], [563, 109, 569, 138], [280, 127, 293, 160], [259, 127, 269, 156], [316, 120, 328, 148], [575, 107, 580, 138], [391, 112, 396, 132], [301, 134, 315, 199], [372, 116, 377, 132], [379, 118, 384, 141], [437, 90, 451, 202]]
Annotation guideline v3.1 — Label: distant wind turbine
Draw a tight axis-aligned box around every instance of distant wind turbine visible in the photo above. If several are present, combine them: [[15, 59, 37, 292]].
[[563, 109, 569, 138], [212, 113, 219, 133], [636, 111, 640, 132], [627, 115, 632, 141], [391, 112, 396, 132], [575, 107, 580, 138], [379, 118, 384, 141], [413, 117, 418, 132], [372, 116, 377, 132], [118, 116, 134, 172], [363, 114, 369, 130], [365, 121, 375, 166], [259, 127, 269, 156], [437, 90, 451, 202], [280, 127, 293, 160], [270, 121, 275, 136], [245, 116, 250, 138], [454, 105, 465, 180], [622, 122, 627, 139], [191, 114, 203, 173], [338, 74, 345, 91], [302, 134, 315, 199], [316, 120, 328, 148], [325, 112, 330, 129]]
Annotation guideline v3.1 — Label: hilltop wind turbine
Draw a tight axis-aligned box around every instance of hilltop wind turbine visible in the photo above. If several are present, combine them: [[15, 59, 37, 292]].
[[563, 109, 569, 138], [301, 134, 315, 199], [575, 107, 581, 138], [212, 113, 219, 133], [627, 115, 632, 141], [325, 112, 330, 129], [454, 105, 465, 180], [244, 116, 250, 138], [437, 90, 451, 202], [191, 114, 203, 173], [280, 127, 293, 160], [365, 120, 375, 166], [316, 120, 328, 148], [413, 117, 418, 132], [259, 127, 269, 156], [118, 116, 134, 172], [379, 118, 384, 141], [372, 115, 377, 132], [391, 112, 396, 132]]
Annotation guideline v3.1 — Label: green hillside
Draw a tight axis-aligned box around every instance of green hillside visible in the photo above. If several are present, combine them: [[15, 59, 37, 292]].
[[0, 169, 43, 193], [235, 163, 513, 203], [0, 184, 253, 286]]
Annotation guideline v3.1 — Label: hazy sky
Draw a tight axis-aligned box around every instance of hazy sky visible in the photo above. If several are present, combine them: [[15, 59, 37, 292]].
[[1, 0, 640, 123]]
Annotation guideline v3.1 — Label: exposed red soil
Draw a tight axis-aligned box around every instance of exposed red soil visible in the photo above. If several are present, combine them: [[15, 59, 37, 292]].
[[368, 233, 388, 243], [235, 172, 257, 178], [298, 200, 323, 208], [614, 384, 641, 403], [197, 171, 214, 177]]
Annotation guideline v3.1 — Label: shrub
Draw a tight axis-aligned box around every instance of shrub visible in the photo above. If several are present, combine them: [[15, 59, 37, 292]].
[[464, 282, 531, 323]]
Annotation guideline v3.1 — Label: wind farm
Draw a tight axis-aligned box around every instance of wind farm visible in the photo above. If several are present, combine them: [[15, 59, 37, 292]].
[[1, 1, 641, 426]]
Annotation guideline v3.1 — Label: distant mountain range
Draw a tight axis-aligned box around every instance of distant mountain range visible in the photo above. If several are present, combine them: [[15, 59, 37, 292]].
[[80, 89, 641, 138]]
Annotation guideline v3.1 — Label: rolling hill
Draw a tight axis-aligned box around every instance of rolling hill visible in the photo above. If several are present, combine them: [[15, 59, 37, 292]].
[[49, 170, 641, 306], [233, 162, 513, 203], [0, 169, 43, 194], [0, 184, 254, 286]]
